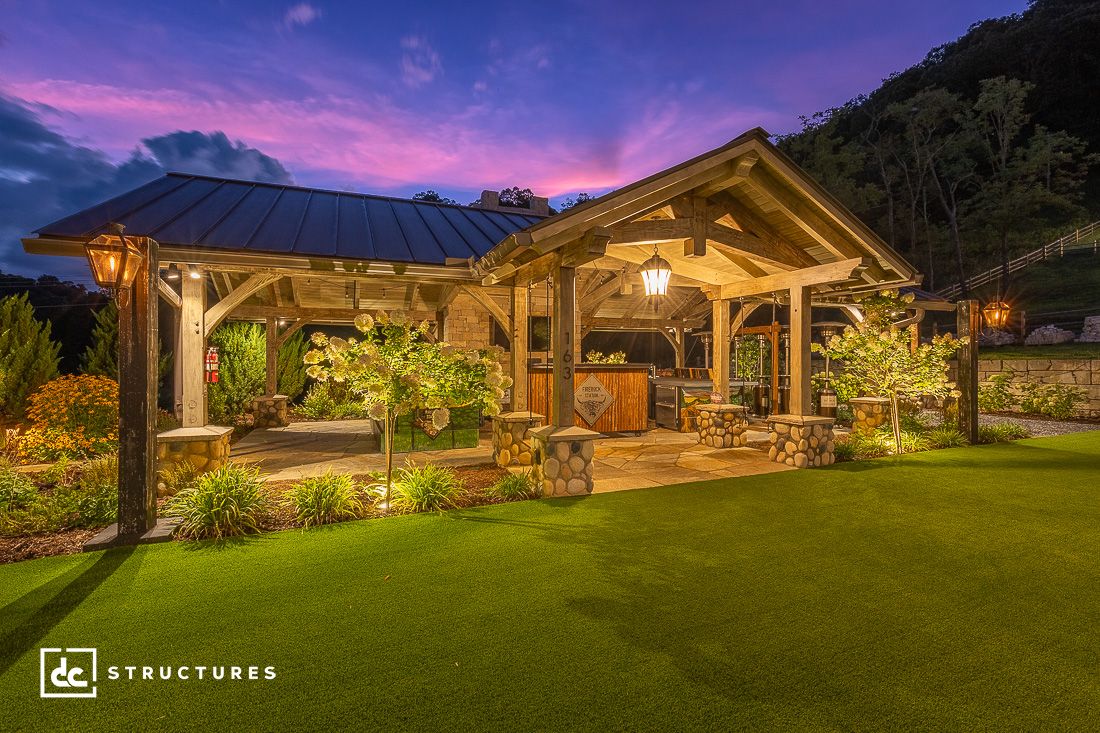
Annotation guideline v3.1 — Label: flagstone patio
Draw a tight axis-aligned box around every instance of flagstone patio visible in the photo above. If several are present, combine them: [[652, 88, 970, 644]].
[[230, 420, 791, 490]]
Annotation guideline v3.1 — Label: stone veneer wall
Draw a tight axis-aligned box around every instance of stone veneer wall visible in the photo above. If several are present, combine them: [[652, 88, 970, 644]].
[[976, 358, 1100, 418], [767, 416, 835, 468], [251, 395, 289, 428], [444, 292, 492, 350], [155, 426, 234, 496], [491, 412, 543, 467], [849, 397, 890, 434], [696, 404, 749, 448], [531, 427, 597, 497]]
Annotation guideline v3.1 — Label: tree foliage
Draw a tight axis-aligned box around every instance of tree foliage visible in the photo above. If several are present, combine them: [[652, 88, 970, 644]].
[[80, 300, 173, 382], [206, 322, 308, 422], [0, 293, 61, 417], [304, 312, 510, 499], [815, 290, 960, 453], [412, 190, 458, 205]]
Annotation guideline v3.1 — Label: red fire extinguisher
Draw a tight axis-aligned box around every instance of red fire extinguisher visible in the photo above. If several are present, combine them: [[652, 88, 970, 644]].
[[205, 346, 220, 384]]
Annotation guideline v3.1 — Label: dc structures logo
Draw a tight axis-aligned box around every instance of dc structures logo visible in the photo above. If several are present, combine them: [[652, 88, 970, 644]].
[[40, 648, 97, 698]]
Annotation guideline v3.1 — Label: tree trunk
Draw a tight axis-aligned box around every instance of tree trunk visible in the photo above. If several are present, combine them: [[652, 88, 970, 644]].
[[890, 393, 903, 454], [384, 407, 395, 509]]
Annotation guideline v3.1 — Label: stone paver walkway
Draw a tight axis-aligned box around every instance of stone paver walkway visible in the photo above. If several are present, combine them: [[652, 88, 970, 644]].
[[231, 420, 790, 489]]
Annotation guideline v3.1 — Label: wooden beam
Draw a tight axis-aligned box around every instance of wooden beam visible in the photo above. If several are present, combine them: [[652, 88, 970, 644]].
[[580, 271, 629, 317], [686, 197, 707, 258], [460, 285, 510, 332], [709, 258, 869, 300], [158, 278, 182, 309], [204, 272, 281, 337], [511, 286, 529, 411], [706, 222, 815, 270], [404, 283, 418, 311], [708, 242, 768, 278], [494, 227, 610, 287], [747, 168, 863, 262], [273, 277, 285, 308], [582, 316, 705, 330], [275, 317, 313, 349], [180, 271, 206, 428], [608, 218, 690, 245], [290, 277, 303, 307], [730, 302, 761, 334], [230, 305, 436, 323], [789, 285, 812, 415], [712, 299, 731, 401], [265, 317, 278, 397]]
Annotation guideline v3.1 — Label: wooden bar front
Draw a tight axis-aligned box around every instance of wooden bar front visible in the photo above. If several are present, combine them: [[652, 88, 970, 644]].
[[528, 364, 649, 433]]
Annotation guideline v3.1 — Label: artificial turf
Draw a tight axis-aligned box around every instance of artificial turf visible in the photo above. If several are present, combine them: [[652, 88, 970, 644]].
[[1, 432, 1098, 731]]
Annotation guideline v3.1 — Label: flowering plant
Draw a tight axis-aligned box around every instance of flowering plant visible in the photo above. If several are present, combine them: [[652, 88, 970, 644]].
[[814, 290, 959, 453], [19, 375, 119, 462], [304, 312, 511, 501]]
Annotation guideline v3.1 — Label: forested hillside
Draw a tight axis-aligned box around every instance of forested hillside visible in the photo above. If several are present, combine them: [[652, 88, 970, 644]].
[[777, 0, 1100, 294]]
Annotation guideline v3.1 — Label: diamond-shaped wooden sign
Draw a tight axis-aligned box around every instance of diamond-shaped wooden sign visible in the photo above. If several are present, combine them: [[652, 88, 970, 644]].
[[574, 374, 614, 426]]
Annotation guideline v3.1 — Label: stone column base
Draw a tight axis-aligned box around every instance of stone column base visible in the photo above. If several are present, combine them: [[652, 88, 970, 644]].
[[530, 425, 600, 497], [696, 404, 749, 448], [251, 394, 289, 428], [156, 426, 234, 495], [767, 415, 835, 468], [849, 397, 890, 434], [491, 411, 544, 467]]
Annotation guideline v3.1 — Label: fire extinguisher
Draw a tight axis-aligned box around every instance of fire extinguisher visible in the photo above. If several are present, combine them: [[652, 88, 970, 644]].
[[205, 346, 220, 384]]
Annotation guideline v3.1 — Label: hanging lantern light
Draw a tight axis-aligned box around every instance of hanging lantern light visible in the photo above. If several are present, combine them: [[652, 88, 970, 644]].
[[982, 300, 1012, 329], [640, 244, 672, 297], [83, 222, 144, 294]]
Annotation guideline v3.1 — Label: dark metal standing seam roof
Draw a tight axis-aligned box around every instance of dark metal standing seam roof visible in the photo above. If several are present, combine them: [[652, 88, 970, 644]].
[[32, 173, 545, 266]]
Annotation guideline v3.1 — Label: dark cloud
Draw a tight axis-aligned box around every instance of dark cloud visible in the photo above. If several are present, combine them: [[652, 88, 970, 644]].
[[0, 94, 293, 279]]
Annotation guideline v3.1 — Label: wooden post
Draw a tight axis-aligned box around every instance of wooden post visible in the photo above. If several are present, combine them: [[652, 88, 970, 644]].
[[573, 295, 583, 365], [770, 322, 780, 410], [551, 264, 577, 428], [789, 284, 812, 415], [511, 286, 529, 411], [910, 323, 920, 353], [436, 308, 446, 342], [265, 317, 278, 396], [674, 327, 686, 369], [957, 299, 980, 444], [117, 238, 158, 537], [172, 305, 183, 419], [711, 298, 730, 401], [180, 271, 206, 427]]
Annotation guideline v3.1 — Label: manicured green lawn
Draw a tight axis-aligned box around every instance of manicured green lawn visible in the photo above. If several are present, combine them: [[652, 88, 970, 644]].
[[2, 433, 1098, 731]]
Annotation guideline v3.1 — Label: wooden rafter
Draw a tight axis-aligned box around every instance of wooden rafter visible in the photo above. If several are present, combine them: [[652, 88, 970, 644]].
[[706, 258, 869, 301], [204, 272, 281, 336], [158, 278, 181, 309]]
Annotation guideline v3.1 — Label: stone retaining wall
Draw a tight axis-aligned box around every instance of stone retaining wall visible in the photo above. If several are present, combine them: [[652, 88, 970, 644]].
[[696, 404, 749, 448], [767, 415, 835, 468], [849, 397, 890, 434], [977, 358, 1100, 418]]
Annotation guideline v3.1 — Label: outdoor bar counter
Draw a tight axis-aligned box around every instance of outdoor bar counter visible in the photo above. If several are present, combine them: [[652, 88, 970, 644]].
[[528, 363, 650, 433]]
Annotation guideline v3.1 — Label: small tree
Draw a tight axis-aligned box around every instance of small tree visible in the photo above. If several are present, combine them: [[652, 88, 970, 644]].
[[304, 312, 509, 505], [815, 290, 959, 453], [0, 293, 61, 417], [81, 300, 173, 381], [207, 323, 309, 422]]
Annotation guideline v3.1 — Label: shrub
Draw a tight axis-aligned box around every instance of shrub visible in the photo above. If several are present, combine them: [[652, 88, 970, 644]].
[[159, 460, 201, 496], [832, 438, 858, 462], [74, 482, 118, 527], [846, 431, 892, 459], [926, 426, 969, 449], [207, 323, 308, 422], [1017, 382, 1086, 420], [80, 454, 118, 492], [165, 464, 269, 539], [978, 371, 1016, 413], [873, 426, 930, 454], [18, 375, 119, 461], [298, 382, 369, 420], [0, 465, 36, 511], [978, 423, 1032, 444], [489, 471, 537, 500], [391, 463, 463, 512], [287, 472, 363, 527], [81, 300, 173, 383], [0, 293, 61, 417]]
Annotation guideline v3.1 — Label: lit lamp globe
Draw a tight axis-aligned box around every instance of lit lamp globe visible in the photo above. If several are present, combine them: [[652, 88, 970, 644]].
[[982, 300, 1011, 330], [84, 223, 144, 292], [640, 247, 672, 297]]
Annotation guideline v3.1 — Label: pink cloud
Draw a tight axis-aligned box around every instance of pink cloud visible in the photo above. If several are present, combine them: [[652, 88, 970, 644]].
[[283, 3, 322, 30], [2, 78, 784, 198]]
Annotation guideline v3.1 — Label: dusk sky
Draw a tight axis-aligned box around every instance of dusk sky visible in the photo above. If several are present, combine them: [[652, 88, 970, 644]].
[[1, 0, 1026, 278]]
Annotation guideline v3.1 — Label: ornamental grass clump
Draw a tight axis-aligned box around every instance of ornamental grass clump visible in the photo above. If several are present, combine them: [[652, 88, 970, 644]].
[[166, 464, 269, 540], [304, 312, 509, 503], [391, 464, 463, 513], [287, 472, 364, 527], [488, 471, 538, 500], [978, 423, 1033, 444], [925, 425, 969, 449]]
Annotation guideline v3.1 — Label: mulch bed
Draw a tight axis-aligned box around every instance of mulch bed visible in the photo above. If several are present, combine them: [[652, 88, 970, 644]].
[[0, 528, 98, 565]]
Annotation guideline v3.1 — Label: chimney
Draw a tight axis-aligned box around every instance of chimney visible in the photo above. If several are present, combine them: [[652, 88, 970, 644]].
[[473, 189, 550, 217]]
